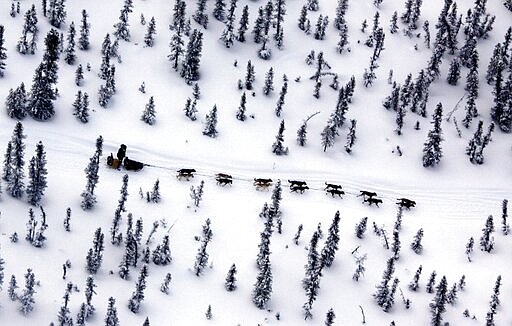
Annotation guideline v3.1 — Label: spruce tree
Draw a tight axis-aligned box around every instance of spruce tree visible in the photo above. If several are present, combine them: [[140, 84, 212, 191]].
[[160, 273, 172, 294], [194, 237, 210, 276], [64, 22, 76, 64], [78, 9, 90, 50], [422, 103, 443, 167], [408, 265, 422, 291], [502, 199, 509, 235], [236, 92, 247, 121], [7, 122, 26, 198], [8, 275, 18, 301], [17, 5, 38, 55], [19, 268, 36, 315], [410, 228, 424, 254], [48, 0, 67, 28], [446, 58, 461, 85], [181, 29, 203, 84], [80, 151, 100, 210], [430, 276, 448, 326], [355, 217, 368, 239], [225, 263, 237, 291], [141, 96, 156, 125], [302, 231, 322, 319], [237, 5, 249, 42], [113, 7, 131, 42], [374, 257, 395, 308], [426, 270, 437, 293], [152, 235, 172, 265], [56, 284, 73, 326], [105, 297, 119, 326], [168, 30, 184, 71], [144, 17, 156, 47], [75, 64, 84, 86], [320, 211, 341, 267], [263, 67, 274, 96], [193, 0, 209, 29], [0, 25, 7, 77], [480, 215, 495, 252], [203, 105, 219, 137], [26, 141, 47, 206], [272, 120, 289, 155], [298, 5, 309, 31], [252, 255, 273, 309], [220, 0, 237, 48], [275, 81, 288, 117], [252, 7, 266, 43], [213, 0, 226, 21], [325, 308, 336, 326]]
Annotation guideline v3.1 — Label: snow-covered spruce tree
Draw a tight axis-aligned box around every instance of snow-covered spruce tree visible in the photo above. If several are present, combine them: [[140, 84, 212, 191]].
[[336, 23, 349, 54], [17, 5, 38, 55], [8, 275, 18, 301], [192, 83, 200, 100], [422, 103, 443, 167], [389, 11, 398, 34], [203, 105, 218, 137], [225, 263, 237, 291], [193, 0, 209, 29], [236, 92, 247, 121], [7, 122, 26, 198], [430, 275, 448, 326], [272, 120, 289, 156], [105, 297, 119, 326], [345, 119, 357, 153], [205, 305, 213, 320], [213, 0, 226, 21], [502, 199, 509, 235], [426, 270, 437, 293], [0, 25, 7, 77], [275, 80, 288, 117], [237, 5, 249, 42], [56, 284, 73, 326], [194, 236, 210, 276], [383, 278, 399, 312], [183, 97, 197, 121], [19, 268, 36, 315], [320, 211, 341, 268], [410, 228, 424, 254], [352, 253, 367, 282], [47, 0, 66, 28], [144, 17, 156, 47], [190, 180, 205, 208], [150, 179, 161, 203], [8, 83, 28, 120], [28, 29, 60, 121], [325, 308, 336, 326], [117, 174, 129, 212], [26, 141, 48, 206], [78, 9, 90, 50], [298, 5, 309, 31], [75, 64, 84, 86], [252, 255, 273, 309], [446, 58, 461, 85], [113, 6, 131, 42], [181, 29, 203, 84], [128, 264, 148, 313], [64, 21, 76, 64], [505, 0, 512, 11], [160, 273, 172, 294], [320, 120, 337, 152], [355, 217, 368, 239], [391, 229, 401, 260], [302, 231, 323, 319], [293, 224, 303, 245], [374, 257, 395, 308], [61, 207, 71, 232], [141, 96, 156, 125], [480, 215, 495, 253], [490, 63, 512, 132], [245, 60, 255, 90], [220, 0, 237, 48], [85, 228, 104, 274], [152, 235, 172, 265], [485, 43, 503, 85], [408, 265, 422, 291]]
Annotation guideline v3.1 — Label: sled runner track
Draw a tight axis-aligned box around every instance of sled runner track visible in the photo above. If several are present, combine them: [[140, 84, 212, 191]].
[[141, 161, 509, 211]]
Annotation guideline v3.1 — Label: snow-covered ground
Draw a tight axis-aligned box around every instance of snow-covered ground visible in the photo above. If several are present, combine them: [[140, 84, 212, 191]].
[[0, 0, 511, 325]]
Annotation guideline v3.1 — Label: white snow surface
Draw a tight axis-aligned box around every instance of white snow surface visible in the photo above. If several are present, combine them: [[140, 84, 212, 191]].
[[0, 0, 511, 325]]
